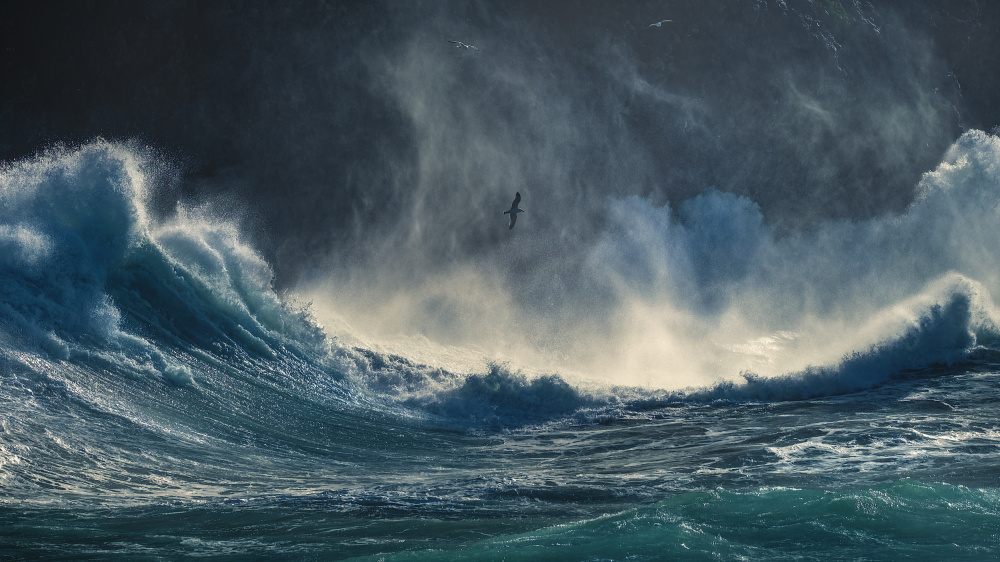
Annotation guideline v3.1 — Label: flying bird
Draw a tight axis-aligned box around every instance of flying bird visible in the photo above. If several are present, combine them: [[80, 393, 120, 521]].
[[503, 192, 523, 230], [648, 19, 673, 27], [448, 40, 479, 51]]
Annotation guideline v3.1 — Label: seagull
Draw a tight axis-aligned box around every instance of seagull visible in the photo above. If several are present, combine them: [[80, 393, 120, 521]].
[[503, 192, 523, 230], [648, 19, 673, 27], [448, 40, 479, 51]]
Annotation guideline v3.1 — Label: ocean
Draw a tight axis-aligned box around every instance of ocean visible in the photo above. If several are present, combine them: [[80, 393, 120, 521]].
[[2, 1, 1000, 560]]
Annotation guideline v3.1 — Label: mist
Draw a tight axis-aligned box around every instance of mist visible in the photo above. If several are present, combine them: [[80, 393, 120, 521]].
[[295, 1, 998, 387]]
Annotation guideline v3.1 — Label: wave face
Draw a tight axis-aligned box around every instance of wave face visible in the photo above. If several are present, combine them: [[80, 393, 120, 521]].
[[0, 142, 331, 379]]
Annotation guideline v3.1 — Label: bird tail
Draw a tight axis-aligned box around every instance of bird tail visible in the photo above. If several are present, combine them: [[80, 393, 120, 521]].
[[503, 210, 510, 214]]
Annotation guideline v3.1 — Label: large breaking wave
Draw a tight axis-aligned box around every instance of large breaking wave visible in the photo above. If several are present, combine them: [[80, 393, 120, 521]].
[[1, 131, 1000, 438]]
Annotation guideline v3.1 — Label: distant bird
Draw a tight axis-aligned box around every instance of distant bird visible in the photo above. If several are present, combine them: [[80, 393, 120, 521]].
[[448, 40, 479, 51], [503, 192, 523, 230], [648, 19, 673, 27]]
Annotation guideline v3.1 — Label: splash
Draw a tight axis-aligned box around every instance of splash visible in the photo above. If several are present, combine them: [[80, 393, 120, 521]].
[[306, 130, 1000, 395], [0, 141, 333, 388]]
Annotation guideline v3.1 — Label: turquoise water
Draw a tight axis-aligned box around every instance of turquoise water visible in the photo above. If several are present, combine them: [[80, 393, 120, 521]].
[[4, 480, 997, 560]]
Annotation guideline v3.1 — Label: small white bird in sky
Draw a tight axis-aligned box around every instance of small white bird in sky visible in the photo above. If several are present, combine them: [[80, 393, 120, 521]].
[[649, 19, 673, 27], [503, 192, 523, 230], [448, 40, 479, 51]]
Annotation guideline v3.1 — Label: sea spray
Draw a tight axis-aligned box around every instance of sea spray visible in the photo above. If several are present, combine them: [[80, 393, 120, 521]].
[[0, 142, 337, 389]]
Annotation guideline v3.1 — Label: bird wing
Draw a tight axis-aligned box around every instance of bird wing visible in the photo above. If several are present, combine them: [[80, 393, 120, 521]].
[[508, 213, 517, 230], [512, 192, 521, 207]]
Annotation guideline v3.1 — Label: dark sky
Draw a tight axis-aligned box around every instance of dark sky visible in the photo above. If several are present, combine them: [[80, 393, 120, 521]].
[[1, 0, 998, 285]]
